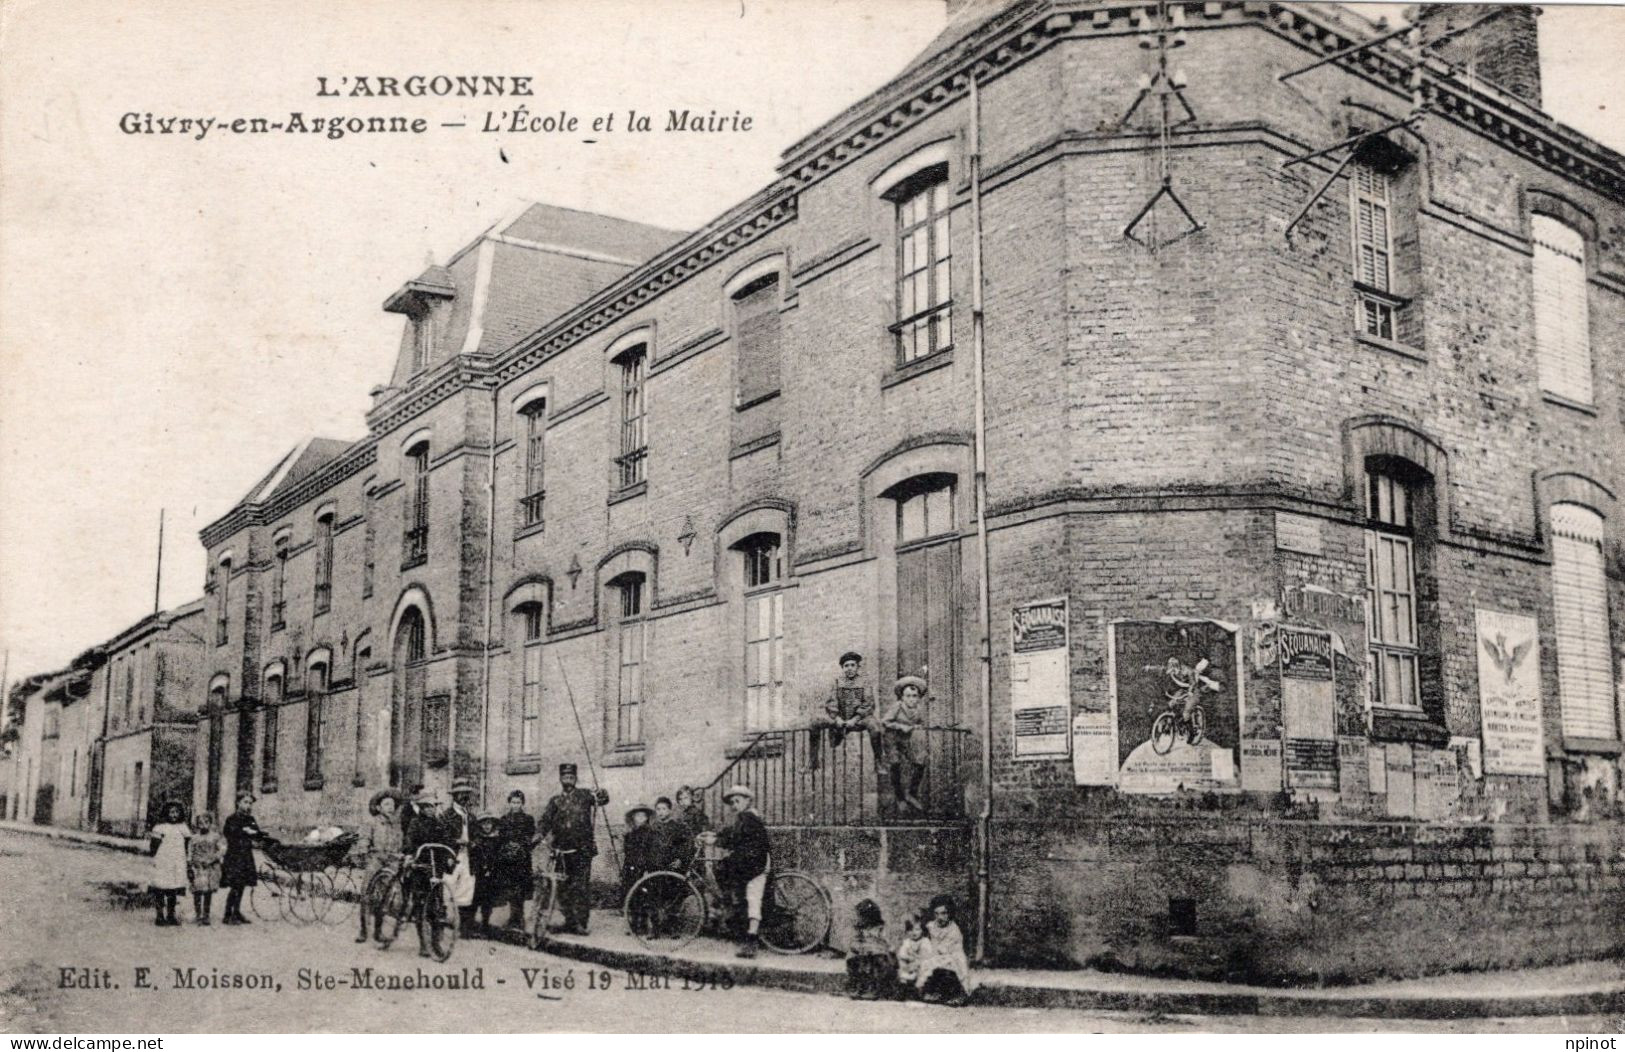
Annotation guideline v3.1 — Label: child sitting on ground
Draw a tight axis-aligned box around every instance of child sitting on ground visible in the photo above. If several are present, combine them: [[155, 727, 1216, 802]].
[[895, 910, 929, 998], [844, 899, 896, 1001]]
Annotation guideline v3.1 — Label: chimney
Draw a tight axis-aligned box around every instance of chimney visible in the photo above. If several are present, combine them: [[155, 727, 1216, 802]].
[[1410, 4, 1542, 109]]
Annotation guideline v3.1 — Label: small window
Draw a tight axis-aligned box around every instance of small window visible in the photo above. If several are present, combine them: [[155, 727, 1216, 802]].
[[616, 348, 649, 490], [891, 166, 953, 365], [1531, 216, 1593, 405], [362, 514, 376, 599], [313, 513, 334, 615], [614, 576, 646, 746], [1551, 504, 1615, 741], [734, 274, 782, 405], [403, 443, 430, 569], [1365, 470, 1420, 710]]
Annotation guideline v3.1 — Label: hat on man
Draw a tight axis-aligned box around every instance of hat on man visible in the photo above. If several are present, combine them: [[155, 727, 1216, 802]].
[[417, 785, 444, 805], [839, 650, 863, 665], [722, 784, 753, 805], [368, 787, 405, 816], [624, 802, 654, 822], [450, 778, 477, 798], [558, 762, 578, 778], [894, 674, 928, 698]]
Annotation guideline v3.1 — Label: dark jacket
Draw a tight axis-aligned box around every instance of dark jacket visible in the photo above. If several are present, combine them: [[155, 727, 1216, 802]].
[[494, 812, 537, 900], [649, 814, 693, 872], [540, 787, 608, 855], [621, 823, 656, 888], [405, 808, 459, 856], [220, 812, 264, 888], [716, 809, 770, 885]]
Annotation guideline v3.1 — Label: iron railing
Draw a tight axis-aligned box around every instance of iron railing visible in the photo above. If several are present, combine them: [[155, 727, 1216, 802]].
[[402, 524, 428, 569], [519, 491, 546, 528], [698, 725, 970, 827]]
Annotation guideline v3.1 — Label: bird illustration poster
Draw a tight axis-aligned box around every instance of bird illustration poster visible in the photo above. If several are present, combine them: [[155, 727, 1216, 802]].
[[1475, 609, 1544, 777]]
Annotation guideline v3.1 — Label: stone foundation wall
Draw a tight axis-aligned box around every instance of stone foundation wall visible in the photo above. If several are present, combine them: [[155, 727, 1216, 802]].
[[993, 817, 1625, 983]]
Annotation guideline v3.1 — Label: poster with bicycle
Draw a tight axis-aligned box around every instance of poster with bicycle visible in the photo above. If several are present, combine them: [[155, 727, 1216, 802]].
[[1108, 618, 1243, 794]]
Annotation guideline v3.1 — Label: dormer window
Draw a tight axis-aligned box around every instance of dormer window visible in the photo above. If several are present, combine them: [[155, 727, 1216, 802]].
[[383, 268, 456, 378]]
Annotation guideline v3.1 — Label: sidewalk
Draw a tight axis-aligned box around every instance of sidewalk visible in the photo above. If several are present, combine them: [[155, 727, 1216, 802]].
[[9, 819, 1623, 1019], [524, 923, 1625, 1019]]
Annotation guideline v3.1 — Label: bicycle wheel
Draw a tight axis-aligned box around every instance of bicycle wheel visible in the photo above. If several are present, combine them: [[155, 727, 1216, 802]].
[[625, 871, 706, 952], [287, 870, 334, 925], [374, 872, 408, 948], [759, 871, 831, 955], [528, 874, 558, 950], [249, 866, 284, 922], [324, 868, 359, 924], [425, 882, 458, 962], [1187, 706, 1207, 747], [1150, 711, 1177, 755]]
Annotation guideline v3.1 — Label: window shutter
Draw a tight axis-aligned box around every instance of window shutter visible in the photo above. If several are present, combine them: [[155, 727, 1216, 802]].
[[1532, 216, 1593, 404], [1551, 504, 1616, 741]]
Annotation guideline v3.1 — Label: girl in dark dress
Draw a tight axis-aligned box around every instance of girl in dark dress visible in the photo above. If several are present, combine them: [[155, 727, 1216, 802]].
[[220, 793, 266, 924], [494, 790, 537, 932], [470, 814, 503, 937]]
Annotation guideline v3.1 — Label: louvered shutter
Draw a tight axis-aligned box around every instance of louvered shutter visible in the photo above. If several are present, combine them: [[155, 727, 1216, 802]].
[[1552, 503, 1616, 740], [734, 276, 781, 404], [1531, 216, 1593, 404]]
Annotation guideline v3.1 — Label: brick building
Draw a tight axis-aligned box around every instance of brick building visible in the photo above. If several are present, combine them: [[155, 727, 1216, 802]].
[[188, 0, 1621, 980]]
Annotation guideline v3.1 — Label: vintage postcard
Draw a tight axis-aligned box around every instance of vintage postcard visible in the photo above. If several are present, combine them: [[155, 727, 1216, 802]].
[[1, 0, 1623, 1038]]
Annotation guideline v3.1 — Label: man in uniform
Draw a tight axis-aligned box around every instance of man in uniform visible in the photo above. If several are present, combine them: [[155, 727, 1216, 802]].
[[538, 762, 609, 935], [811, 651, 880, 768]]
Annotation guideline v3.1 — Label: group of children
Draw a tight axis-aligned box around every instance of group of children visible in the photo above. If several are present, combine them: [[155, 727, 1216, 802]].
[[145, 800, 226, 926], [845, 894, 976, 1006], [617, 786, 711, 892]]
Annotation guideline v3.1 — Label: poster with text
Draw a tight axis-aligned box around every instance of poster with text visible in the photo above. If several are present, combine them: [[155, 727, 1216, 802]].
[[1280, 626, 1337, 790], [1110, 619, 1241, 793], [1475, 609, 1545, 776], [1011, 596, 1071, 759]]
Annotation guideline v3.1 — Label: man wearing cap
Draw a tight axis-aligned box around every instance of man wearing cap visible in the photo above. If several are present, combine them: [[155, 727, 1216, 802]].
[[538, 763, 609, 935], [715, 785, 770, 958], [811, 651, 880, 769]]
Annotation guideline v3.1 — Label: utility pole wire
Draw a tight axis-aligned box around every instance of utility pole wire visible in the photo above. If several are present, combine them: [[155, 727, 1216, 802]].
[[553, 653, 622, 873]]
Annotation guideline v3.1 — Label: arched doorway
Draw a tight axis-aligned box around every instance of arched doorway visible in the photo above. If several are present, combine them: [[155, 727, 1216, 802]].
[[391, 607, 427, 790]]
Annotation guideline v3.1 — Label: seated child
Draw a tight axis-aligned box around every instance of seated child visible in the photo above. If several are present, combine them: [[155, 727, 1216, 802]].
[[844, 898, 896, 1001], [895, 910, 930, 998]]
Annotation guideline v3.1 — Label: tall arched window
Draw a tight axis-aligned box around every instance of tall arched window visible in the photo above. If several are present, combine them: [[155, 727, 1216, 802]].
[[403, 443, 430, 569], [1363, 460, 1438, 712], [738, 534, 785, 731], [391, 606, 428, 789], [889, 165, 952, 365], [733, 274, 782, 406], [1532, 215, 1593, 405], [615, 345, 649, 491], [271, 536, 289, 631], [1551, 503, 1616, 741], [313, 511, 335, 615], [520, 402, 547, 528], [304, 658, 328, 788], [352, 645, 371, 785], [261, 670, 283, 793], [206, 679, 227, 812], [215, 558, 232, 646], [611, 573, 646, 746], [514, 603, 545, 756]]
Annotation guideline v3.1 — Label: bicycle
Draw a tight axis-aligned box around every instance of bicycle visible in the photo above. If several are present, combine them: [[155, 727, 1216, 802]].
[[525, 846, 566, 950], [1146, 657, 1218, 756], [622, 837, 831, 955], [373, 843, 460, 962]]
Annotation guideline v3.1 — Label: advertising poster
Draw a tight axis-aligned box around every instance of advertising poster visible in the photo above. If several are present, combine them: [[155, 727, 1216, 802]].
[[1109, 619, 1241, 793], [1475, 609, 1545, 776], [1010, 597, 1072, 760], [1280, 626, 1337, 790], [1071, 709, 1116, 786], [1240, 738, 1283, 792]]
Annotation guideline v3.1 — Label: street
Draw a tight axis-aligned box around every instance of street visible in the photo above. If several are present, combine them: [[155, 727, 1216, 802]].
[[0, 831, 1609, 1033]]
